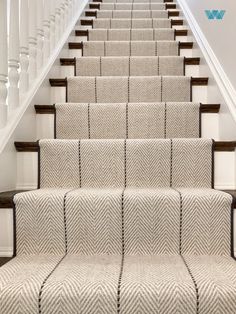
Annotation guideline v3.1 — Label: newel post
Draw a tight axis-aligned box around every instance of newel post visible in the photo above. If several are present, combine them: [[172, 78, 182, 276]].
[[0, 0, 8, 127], [8, 0, 20, 109]]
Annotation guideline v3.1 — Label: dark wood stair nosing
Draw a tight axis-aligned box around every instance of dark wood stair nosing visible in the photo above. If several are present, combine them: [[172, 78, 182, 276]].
[[49, 78, 67, 87], [15, 141, 236, 153], [185, 57, 200, 65], [214, 141, 236, 152], [0, 190, 30, 208], [49, 77, 208, 87], [14, 142, 39, 152], [75, 29, 188, 37], [60, 58, 76, 66], [191, 77, 208, 86], [68, 42, 83, 49], [85, 10, 180, 17], [80, 19, 184, 27], [68, 41, 194, 50], [200, 104, 220, 113], [60, 57, 199, 67], [35, 104, 220, 114], [179, 42, 193, 49], [88, 3, 177, 9], [85, 11, 97, 17], [35, 105, 56, 114], [0, 257, 13, 267]]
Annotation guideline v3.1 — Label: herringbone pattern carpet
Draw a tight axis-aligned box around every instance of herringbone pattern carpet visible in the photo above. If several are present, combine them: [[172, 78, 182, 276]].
[[0, 0, 235, 313]]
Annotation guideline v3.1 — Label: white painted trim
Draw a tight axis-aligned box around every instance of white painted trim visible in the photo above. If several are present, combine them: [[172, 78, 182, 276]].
[[16, 184, 37, 190], [177, 0, 236, 123], [0, 0, 88, 154], [0, 247, 13, 257]]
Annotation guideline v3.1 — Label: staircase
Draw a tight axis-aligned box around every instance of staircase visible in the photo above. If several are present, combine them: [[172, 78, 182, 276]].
[[1, 0, 236, 313]]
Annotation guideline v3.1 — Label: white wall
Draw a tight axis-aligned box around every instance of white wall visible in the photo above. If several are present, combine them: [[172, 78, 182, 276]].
[[180, 0, 236, 89]]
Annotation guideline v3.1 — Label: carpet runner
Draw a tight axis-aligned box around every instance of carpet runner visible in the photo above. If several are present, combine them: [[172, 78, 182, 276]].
[[0, 0, 235, 313]]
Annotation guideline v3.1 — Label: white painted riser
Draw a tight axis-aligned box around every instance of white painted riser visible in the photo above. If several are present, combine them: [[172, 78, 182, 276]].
[[50, 85, 208, 105]]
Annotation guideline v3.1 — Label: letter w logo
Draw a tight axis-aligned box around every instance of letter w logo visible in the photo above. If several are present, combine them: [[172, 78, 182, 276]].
[[205, 10, 226, 20]]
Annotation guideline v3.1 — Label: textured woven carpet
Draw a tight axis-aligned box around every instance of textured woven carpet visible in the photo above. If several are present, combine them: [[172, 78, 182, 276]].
[[93, 18, 172, 28], [76, 56, 184, 76], [96, 10, 169, 18], [83, 40, 179, 56], [0, 0, 235, 313]]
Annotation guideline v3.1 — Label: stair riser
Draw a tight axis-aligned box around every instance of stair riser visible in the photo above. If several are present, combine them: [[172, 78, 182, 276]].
[[67, 46, 195, 58], [35, 112, 219, 141], [15, 150, 236, 190], [50, 85, 208, 104], [1, 208, 236, 258], [59, 64, 200, 78]]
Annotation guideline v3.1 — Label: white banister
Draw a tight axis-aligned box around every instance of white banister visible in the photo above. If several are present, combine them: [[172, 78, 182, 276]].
[[68, 0, 73, 20], [43, 0, 50, 64], [29, 0, 37, 83], [0, 0, 8, 127], [19, 0, 29, 94], [60, 0, 66, 34], [0, 0, 88, 142], [55, 0, 62, 43], [36, 0, 44, 74], [50, 0, 56, 52], [8, 0, 20, 109]]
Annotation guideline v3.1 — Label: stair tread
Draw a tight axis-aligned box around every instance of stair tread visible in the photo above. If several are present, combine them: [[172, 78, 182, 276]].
[[1, 189, 236, 209], [0, 257, 12, 267]]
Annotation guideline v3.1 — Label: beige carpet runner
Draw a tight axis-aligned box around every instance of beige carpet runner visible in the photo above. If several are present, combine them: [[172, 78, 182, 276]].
[[0, 0, 236, 313]]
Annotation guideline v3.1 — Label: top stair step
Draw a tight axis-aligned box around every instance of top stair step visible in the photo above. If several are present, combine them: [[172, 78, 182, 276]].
[[89, 2, 177, 9], [92, 0, 174, 2]]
